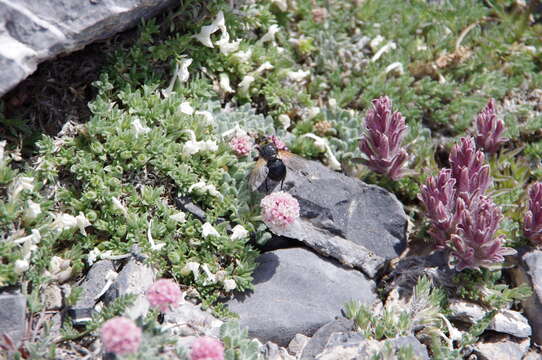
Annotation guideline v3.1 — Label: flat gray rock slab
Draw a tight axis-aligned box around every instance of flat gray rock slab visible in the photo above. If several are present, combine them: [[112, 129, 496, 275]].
[[264, 158, 408, 278], [300, 318, 355, 360], [225, 248, 378, 347], [0, 292, 26, 346], [0, 0, 176, 97]]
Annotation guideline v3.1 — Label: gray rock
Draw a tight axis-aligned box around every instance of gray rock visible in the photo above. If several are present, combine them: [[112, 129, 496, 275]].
[[288, 333, 310, 357], [0, 291, 26, 346], [70, 259, 115, 324], [163, 301, 223, 338], [475, 336, 530, 360], [225, 248, 378, 346], [0, 0, 177, 97], [300, 318, 355, 360], [510, 249, 542, 345], [176, 196, 207, 221], [265, 159, 408, 278], [387, 336, 430, 360], [314, 335, 429, 360], [43, 284, 63, 310], [448, 299, 486, 323], [260, 341, 296, 360], [449, 300, 531, 338], [490, 310, 531, 338], [75, 260, 115, 308], [104, 257, 156, 320]]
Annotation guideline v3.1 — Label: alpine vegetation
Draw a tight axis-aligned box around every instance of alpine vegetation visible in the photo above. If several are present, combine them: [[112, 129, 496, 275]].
[[359, 96, 409, 180], [524, 182, 542, 245]]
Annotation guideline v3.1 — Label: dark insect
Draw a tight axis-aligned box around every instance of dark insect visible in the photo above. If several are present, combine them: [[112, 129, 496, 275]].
[[249, 141, 306, 192]]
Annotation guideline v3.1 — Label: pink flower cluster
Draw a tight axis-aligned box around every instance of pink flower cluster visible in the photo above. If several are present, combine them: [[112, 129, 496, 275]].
[[475, 99, 507, 154], [451, 195, 516, 270], [146, 279, 183, 312], [190, 336, 224, 360], [100, 317, 142, 355], [420, 134, 515, 270], [524, 182, 542, 245], [267, 135, 288, 151], [359, 96, 409, 180], [260, 191, 300, 228], [419, 168, 458, 247], [229, 134, 253, 157], [449, 137, 491, 202]]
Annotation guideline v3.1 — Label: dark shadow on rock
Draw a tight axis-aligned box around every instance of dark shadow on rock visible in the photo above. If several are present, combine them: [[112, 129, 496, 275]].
[[255, 234, 306, 252], [252, 252, 280, 285]]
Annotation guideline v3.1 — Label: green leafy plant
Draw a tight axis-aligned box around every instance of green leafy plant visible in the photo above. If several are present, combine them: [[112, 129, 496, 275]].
[[220, 321, 261, 360]]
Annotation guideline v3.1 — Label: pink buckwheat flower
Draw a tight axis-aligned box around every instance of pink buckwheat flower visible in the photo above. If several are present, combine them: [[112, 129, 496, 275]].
[[229, 134, 253, 157], [190, 336, 224, 360], [475, 99, 507, 154], [419, 168, 459, 247], [267, 135, 288, 151], [524, 182, 542, 245], [451, 195, 516, 270], [261, 191, 300, 228], [359, 96, 409, 180], [100, 317, 141, 355], [449, 136, 491, 202], [146, 279, 183, 312]]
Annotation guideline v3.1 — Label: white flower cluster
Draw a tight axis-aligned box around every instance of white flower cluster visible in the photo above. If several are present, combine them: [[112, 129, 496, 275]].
[[188, 180, 223, 200], [12, 229, 41, 274], [181, 130, 218, 156], [181, 260, 237, 291], [50, 212, 91, 236], [193, 11, 240, 54]]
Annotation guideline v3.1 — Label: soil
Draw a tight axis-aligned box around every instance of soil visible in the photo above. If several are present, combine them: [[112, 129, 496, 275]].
[[0, 30, 139, 155]]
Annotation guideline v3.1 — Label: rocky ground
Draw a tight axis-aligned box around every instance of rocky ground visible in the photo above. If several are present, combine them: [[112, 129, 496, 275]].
[[2, 1, 542, 359]]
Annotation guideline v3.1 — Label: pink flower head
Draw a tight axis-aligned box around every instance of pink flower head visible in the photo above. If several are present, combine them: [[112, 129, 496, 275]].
[[100, 317, 141, 355], [190, 336, 224, 360], [359, 96, 409, 180], [146, 279, 183, 312], [419, 168, 458, 247], [267, 135, 288, 151], [475, 99, 507, 154], [451, 195, 516, 270], [449, 136, 491, 202], [229, 134, 254, 157], [524, 182, 542, 245], [261, 191, 300, 228]]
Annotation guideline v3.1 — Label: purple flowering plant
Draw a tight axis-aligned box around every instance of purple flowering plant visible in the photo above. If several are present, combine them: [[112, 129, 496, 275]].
[[420, 134, 515, 270], [475, 99, 507, 154], [524, 182, 542, 245], [359, 96, 409, 180]]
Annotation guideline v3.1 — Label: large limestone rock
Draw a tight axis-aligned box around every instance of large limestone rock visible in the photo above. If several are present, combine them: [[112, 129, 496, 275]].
[[262, 158, 408, 278], [0, 0, 176, 97], [225, 248, 378, 346]]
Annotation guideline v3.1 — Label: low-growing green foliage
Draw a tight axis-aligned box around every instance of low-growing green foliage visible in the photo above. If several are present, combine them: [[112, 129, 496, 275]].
[[1, 0, 542, 357], [220, 321, 261, 360]]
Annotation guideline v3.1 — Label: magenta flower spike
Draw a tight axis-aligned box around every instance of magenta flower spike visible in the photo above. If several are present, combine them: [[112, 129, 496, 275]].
[[475, 99, 507, 154], [451, 196, 516, 270], [449, 137, 491, 202], [359, 96, 409, 180], [419, 168, 458, 247], [524, 182, 542, 245]]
